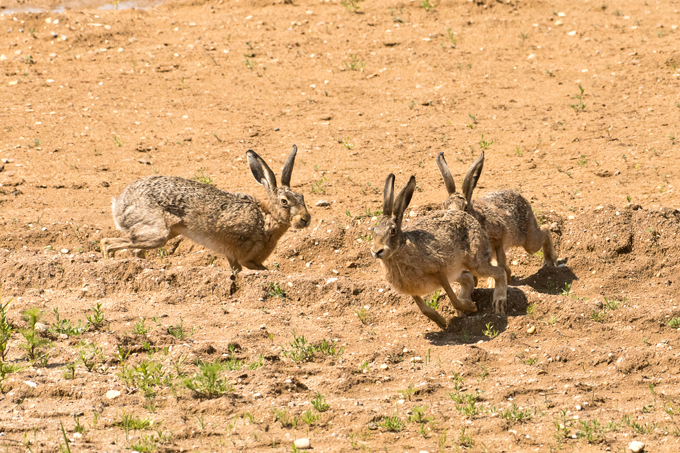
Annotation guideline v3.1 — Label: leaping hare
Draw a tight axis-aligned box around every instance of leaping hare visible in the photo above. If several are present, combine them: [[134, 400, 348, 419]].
[[101, 145, 311, 277], [436, 151, 556, 284], [371, 174, 508, 328]]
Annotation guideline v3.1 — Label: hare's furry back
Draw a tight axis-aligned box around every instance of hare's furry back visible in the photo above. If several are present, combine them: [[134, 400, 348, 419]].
[[101, 147, 310, 275]]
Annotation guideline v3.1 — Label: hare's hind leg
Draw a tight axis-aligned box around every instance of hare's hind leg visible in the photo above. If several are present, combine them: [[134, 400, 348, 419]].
[[412, 295, 448, 330], [454, 271, 477, 317], [525, 223, 557, 267], [102, 218, 173, 258], [473, 261, 507, 314], [438, 273, 477, 315]]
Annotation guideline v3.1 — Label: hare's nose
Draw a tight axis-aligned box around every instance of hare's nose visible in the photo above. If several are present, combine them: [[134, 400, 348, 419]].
[[371, 248, 384, 259]]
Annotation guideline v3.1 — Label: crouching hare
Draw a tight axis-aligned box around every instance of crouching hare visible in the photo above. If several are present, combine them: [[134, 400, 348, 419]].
[[101, 145, 311, 277], [371, 174, 508, 328]]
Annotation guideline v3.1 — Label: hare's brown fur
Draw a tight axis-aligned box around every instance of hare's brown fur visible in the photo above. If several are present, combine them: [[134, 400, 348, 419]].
[[437, 152, 557, 288], [371, 174, 508, 329], [101, 146, 310, 276]]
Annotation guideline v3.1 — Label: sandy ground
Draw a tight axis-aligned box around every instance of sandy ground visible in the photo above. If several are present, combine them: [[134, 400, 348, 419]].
[[1, 0, 680, 451]]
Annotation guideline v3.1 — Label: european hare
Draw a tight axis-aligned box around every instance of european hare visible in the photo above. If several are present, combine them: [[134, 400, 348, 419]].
[[436, 151, 556, 283], [101, 146, 311, 277], [371, 174, 508, 327]]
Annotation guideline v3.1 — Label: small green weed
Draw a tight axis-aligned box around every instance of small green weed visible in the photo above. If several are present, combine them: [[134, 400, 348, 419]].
[[192, 168, 213, 185], [167, 317, 195, 340], [379, 413, 405, 432], [340, 0, 361, 13], [482, 322, 499, 339], [344, 54, 365, 71], [86, 303, 106, 331], [501, 403, 533, 423], [355, 308, 373, 325], [570, 84, 586, 112], [183, 359, 232, 399], [310, 177, 327, 194], [50, 308, 86, 337], [421, 0, 434, 11], [131, 318, 150, 335], [425, 290, 442, 310], [272, 408, 298, 428], [311, 392, 330, 412]]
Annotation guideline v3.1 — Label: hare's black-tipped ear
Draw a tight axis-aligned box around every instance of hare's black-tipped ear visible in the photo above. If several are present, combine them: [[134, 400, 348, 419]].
[[382, 174, 395, 218], [247, 150, 277, 190], [436, 152, 456, 195], [462, 152, 484, 207], [393, 176, 416, 226], [280, 145, 297, 187]]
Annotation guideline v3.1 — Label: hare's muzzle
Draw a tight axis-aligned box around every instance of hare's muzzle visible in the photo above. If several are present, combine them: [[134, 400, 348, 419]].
[[293, 213, 311, 229], [371, 248, 385, 259]]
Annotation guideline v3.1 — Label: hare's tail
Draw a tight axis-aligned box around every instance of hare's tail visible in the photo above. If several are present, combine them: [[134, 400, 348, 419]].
[[111, 196, 122, 231]]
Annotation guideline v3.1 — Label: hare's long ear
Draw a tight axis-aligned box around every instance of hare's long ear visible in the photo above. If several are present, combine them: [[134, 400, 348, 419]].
[[280, 145, 297, 188], [436, 152, 456, 195], [382, 174, 396, 218], [247, 150, 278, 191], [462, 152, 484, 207], [393, 176, 416, 227]]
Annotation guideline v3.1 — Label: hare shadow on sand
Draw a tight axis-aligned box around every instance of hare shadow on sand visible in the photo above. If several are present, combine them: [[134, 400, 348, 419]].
[[425, 286, 528, 346], [513, 262, 578, 295]]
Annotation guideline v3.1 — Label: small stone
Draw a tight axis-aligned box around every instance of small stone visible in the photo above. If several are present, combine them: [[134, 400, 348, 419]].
[[315, 200, 331, 207], [380, 364, 388, 370], [106, 390, 121, 399], [367, 422, 378, 430], [274, 127, 280, 131], [420, 451, 430, 453], [319, 114, 332, 121], [253, 392, 262, 399], [409, 210, 417, 217], [73, 433, 82, 439], [61, 248, 69, 254], [628, 441, 645, 453], [59, 333, 68, 340], [137, 158, 152, 165], [34, 322, 48, 332], [293, 438, 311, 449], [527, 326, 536, 334], [24, 381, 37, 388], [575, 404, 582, 411], [0, 55, 6, 61], [614, 170, 621, 176], [410, 356, 423, 363]]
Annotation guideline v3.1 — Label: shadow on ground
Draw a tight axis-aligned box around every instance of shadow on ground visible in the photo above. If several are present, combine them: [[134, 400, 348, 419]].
[[425, 286, 527, 345]]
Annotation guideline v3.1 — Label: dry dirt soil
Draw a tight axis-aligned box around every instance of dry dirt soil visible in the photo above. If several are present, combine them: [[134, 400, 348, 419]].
[[1, 0, 680, 451]]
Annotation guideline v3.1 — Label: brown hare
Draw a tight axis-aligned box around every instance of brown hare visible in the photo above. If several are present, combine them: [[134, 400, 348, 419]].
[[371, 174, 508, 327], [436, 151, 556, 285], [101, 145, 311, 277]]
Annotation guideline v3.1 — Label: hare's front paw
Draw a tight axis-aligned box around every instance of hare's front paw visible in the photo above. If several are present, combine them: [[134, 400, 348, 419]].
[[456, 298, 477, 314], [492, 297, 507, 315]]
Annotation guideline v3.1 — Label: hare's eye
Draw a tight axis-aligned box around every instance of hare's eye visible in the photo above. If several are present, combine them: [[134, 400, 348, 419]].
[[390, 228, 397, 236], [280, 198, 288, 206]]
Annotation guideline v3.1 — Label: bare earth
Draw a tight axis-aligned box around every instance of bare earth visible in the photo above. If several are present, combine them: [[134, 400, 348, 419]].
[[1, 0, 680, 451]]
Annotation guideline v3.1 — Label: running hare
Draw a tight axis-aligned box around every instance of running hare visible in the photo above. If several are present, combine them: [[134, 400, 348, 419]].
[[436, 151, 556, 283], [371, 174, 508, 327], [101, 146, 311, 276]]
